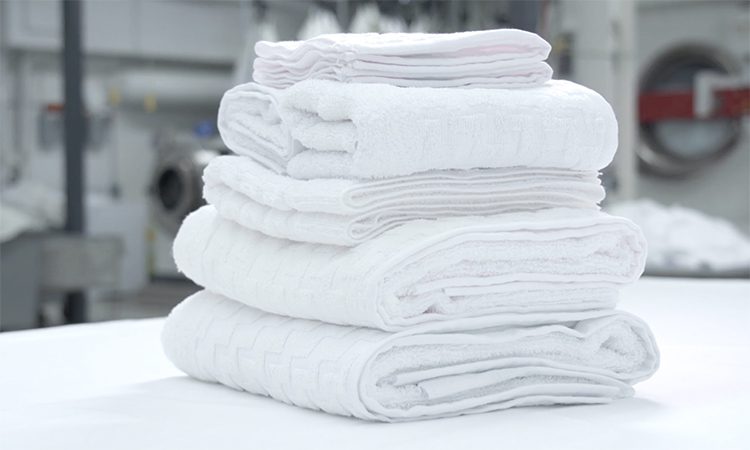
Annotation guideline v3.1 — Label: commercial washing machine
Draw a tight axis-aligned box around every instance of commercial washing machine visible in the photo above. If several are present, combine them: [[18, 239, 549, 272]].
[[635, 0, 750, 231]]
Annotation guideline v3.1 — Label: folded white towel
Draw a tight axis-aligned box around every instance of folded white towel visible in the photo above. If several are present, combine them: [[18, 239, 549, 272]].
[[204, 155, 606, 246], [162, 291, 659, 421], [253, 29, 553, 89], [173, 206, 646, 330], [217, 79, 618, 179]]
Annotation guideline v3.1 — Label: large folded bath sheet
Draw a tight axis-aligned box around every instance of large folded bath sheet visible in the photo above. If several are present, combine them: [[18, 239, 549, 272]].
[[218, 80, 618, 179], [204, 155, 606, 246], [162, 291, 660, 421], [173, 206, 646, 330], [253, 29, 553, 89]]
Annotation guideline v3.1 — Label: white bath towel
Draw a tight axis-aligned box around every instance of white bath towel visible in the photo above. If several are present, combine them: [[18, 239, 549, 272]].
[[162, 291, 659, 421], [217, 79, 618, 179], [173, 206, 646, 330], [204, 155, 606, 246], [253, 29, 553, 89]]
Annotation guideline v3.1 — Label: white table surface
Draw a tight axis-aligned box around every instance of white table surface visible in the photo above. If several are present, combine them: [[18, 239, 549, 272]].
[[1, 277, 748, 450]]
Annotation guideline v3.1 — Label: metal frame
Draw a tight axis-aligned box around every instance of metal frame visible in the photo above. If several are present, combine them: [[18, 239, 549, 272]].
[[62, 0, 87, 323]]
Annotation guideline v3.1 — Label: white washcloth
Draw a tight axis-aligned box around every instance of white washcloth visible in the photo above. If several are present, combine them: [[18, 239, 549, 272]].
[[217, 79, 618, 179], [162, 291, 659, 422], [253, 29, 553, 89], [173, 206, 646, 330], [204, 155, 606, 246]]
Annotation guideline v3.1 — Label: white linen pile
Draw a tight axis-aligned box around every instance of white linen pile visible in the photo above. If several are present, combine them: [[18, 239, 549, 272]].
[[203, 156, 606, 245], [173, 206, 646, 330], [253, 29, 553, 89], [217, 79, 618, 179], [162, 29, 660, 422], [163, 291, 658, 421]]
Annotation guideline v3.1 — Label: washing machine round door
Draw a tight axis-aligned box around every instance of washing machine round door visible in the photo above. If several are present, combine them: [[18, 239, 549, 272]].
[[638, 46, 745, 176], [151, 145, 222, 235]]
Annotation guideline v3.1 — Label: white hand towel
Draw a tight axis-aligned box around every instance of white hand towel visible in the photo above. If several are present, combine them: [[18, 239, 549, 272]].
[[162, 291, 659, 422], [204, 155, 606, 246], [217, 79, 618, 179], [173, 206, 646, 330], [253, 29, 553, 89]]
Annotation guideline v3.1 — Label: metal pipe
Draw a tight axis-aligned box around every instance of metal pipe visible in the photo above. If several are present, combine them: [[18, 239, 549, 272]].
[[613, 0, 638, 200], [62, 0, 87, 323]]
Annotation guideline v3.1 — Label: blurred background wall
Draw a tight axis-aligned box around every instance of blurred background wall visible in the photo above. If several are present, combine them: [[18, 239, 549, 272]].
[[0, 0, 748, 330]]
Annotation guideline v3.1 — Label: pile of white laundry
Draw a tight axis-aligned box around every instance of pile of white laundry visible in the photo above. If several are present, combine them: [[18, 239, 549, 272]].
[[609, 199, 750, 274], [163, 29, 659, 422]]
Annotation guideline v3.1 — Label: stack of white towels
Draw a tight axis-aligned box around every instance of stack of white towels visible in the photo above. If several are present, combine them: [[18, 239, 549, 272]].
[[162, 29, 659, 422]]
